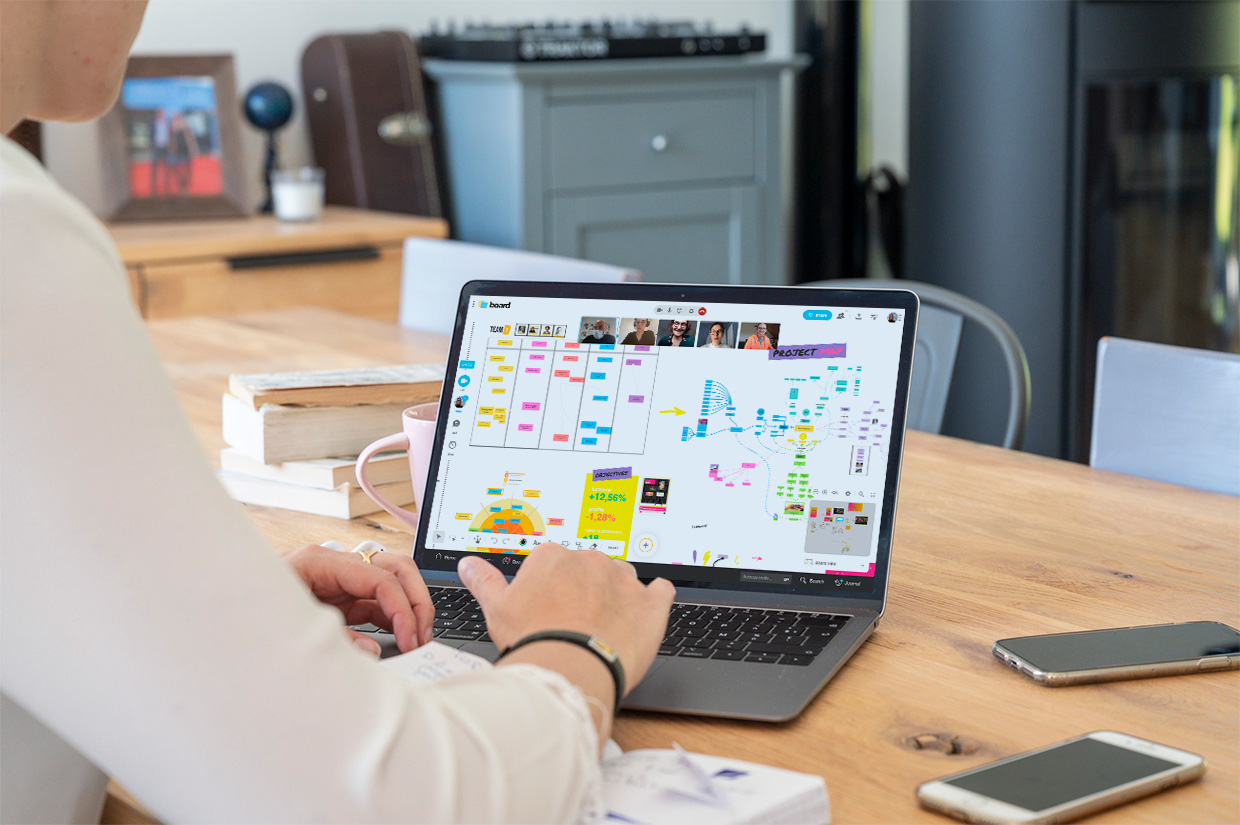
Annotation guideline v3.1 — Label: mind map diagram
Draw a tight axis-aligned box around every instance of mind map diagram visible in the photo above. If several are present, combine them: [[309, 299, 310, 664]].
[[677, 366, 893, 522]]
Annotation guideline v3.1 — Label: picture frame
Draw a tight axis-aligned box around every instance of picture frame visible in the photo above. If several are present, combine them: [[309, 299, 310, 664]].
[[100, 55, 249, 221]]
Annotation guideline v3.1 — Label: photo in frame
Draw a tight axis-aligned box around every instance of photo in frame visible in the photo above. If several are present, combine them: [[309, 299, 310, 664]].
[[100, 55, 248, 220]]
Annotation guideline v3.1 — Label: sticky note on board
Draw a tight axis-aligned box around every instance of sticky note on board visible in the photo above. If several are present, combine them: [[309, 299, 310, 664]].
[[577, 470, 638, 557]]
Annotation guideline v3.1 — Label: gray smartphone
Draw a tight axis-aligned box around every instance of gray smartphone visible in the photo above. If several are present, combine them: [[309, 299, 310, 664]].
[[917, 731, 1206, 824], [993, 621, 1239, 686]]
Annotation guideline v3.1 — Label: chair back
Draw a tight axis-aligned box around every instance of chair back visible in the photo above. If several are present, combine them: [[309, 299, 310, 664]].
[[1090, 337, 1240, 496], [907, 304, 963, 434], [399, 238, 640, 336], [801, 278, 1031, 449]]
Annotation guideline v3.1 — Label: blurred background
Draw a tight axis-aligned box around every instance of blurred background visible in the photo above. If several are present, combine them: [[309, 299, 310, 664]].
[[30, 0, 1238, 462]]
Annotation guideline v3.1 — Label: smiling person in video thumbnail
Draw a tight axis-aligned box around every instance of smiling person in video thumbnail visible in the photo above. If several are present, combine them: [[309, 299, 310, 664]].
[[656, 318, 696, 347], [740, 321, 779, 350]]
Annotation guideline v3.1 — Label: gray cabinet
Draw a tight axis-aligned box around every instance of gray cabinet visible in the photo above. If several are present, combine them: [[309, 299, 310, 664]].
[[424, 56, 805, 285]]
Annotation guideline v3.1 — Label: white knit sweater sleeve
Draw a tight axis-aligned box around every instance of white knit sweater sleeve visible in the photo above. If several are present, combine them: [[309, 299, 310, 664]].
[[0, 138, 600, 824]]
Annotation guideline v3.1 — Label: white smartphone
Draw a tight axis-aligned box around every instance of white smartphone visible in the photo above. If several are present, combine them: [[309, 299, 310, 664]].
[[916, 731, 1206, 824], [993, 621, 1240, 686]]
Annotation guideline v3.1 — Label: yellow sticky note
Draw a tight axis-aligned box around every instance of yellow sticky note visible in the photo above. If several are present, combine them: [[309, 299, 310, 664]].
[[577, 470, 638, 558]]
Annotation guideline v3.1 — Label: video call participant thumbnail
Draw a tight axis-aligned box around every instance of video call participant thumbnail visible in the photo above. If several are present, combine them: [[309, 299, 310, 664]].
[[619, 318, 655, 346], [739, 322, 779, 350], [656, 318, 696, 347], [697, 321, 737, 349], [579, 317, 617, 344]]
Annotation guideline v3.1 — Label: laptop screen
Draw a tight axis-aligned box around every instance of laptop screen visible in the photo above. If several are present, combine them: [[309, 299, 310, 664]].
[[417, 283, 916, 598]]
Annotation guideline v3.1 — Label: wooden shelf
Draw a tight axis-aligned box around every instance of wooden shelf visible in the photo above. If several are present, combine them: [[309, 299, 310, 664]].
[[108, 206, 449, 321]]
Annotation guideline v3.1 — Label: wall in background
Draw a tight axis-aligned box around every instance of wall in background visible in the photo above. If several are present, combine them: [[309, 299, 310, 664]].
[[869, 0, 907, 179], [44, 0, 908, 215]]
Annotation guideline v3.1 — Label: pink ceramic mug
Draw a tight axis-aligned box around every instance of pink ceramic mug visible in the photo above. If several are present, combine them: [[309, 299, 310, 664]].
[[355, 402, 437, 531]]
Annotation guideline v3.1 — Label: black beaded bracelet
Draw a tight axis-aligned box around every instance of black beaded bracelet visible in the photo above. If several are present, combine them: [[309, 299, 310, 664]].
[[497, 630, 626, 714]]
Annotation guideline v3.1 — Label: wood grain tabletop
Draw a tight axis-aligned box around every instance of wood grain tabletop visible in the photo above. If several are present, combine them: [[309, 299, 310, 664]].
[[108, 308, 1239, 825]]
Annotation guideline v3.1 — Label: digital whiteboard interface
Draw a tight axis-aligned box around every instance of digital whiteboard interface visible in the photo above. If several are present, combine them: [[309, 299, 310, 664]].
[[422, 293, 909, 594]]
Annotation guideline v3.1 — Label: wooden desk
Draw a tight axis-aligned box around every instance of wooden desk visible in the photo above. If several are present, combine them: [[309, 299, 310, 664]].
[[111, 308, 1239, 824], [108, 207, 448, 321]]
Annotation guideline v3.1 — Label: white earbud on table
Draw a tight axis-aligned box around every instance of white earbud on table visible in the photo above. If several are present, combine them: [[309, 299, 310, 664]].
[[317, 540, 388, 555]]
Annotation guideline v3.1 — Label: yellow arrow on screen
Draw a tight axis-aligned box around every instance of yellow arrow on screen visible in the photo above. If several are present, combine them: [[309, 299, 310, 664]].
[[659, 407, 686, 415]]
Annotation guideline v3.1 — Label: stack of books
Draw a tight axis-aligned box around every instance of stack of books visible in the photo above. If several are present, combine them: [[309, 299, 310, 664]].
[[217, 364, 444, 519]]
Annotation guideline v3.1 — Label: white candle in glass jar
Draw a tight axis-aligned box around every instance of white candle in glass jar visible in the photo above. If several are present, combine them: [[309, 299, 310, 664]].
[[272, 167, 325, 221]]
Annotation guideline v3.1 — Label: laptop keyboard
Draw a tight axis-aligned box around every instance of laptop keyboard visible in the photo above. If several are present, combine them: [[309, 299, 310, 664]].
[[427, 586, 849, 666], [429, 586, 492, 643], [661, 603, 849, 665]]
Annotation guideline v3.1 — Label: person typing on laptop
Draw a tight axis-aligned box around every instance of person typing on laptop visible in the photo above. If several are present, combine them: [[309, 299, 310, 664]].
[[0, 3, 673, 822]]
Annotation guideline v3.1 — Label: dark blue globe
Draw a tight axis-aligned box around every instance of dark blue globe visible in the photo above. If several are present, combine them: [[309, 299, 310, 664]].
[[243, 82, 294, 131]]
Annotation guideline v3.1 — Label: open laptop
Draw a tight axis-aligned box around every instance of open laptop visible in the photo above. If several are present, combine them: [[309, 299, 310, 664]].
[[401, 280, 918, 721]]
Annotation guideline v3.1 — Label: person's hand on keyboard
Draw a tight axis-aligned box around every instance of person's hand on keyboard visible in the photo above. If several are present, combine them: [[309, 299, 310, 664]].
[[458, 544, 675, 698], [285, 543, 435, 655]]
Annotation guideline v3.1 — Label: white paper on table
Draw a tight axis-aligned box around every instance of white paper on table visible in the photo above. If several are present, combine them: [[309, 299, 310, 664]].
[[378, 641, 492, 686], [586, 745, 831, 825], [380, 644, 829, 825], [380, 644, 622, 758]]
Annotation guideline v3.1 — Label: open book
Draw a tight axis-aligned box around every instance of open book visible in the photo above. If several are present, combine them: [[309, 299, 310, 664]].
[[380, 643, 830, 825]]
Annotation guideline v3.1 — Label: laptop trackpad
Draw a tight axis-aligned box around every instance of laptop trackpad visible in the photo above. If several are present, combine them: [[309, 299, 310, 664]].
[[460, 641, 501, 662]]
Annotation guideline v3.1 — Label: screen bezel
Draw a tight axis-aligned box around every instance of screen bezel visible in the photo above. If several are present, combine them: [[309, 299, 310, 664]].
[[413, 280, 919, 609]]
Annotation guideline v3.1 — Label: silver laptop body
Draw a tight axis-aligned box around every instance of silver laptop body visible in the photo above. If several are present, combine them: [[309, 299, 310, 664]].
[[401, 281, 918, 722]]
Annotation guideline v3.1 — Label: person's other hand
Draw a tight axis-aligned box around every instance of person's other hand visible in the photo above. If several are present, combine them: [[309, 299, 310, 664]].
[[285, 544, 434, 655], [458, 544, 675, 693]]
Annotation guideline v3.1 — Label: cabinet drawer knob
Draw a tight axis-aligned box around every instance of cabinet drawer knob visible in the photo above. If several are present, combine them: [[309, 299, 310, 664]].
[[651, 134, 669, 152]]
